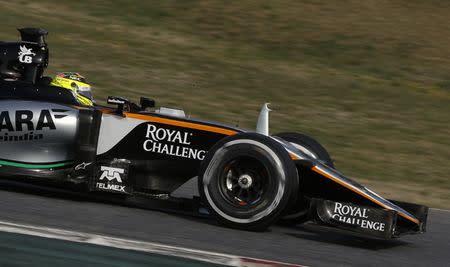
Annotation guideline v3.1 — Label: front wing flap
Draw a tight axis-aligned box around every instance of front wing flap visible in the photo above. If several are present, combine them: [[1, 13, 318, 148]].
[[310, 198, 397, 239], [309, 198, 428, 238]]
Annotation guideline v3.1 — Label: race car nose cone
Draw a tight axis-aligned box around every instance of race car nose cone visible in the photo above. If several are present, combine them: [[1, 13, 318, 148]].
[[238, 174, 253, 189]]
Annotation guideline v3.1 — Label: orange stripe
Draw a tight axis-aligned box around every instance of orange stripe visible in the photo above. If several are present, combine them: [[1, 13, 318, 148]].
[[123, 112, 239, 136], [99, 108, 114, 114], [311, 166, 419, 224]]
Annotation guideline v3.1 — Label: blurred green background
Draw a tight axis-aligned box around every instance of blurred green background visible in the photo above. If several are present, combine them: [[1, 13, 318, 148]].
[[1, 0, 449, 208]]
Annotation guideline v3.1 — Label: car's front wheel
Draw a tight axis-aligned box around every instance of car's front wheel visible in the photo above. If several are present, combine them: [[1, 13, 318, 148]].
[[198, 133, 299, 231], [275, 132, 334, 225]]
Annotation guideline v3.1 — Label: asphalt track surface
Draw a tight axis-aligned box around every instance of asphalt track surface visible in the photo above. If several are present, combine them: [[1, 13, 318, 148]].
[[0, 180, 448, 267]]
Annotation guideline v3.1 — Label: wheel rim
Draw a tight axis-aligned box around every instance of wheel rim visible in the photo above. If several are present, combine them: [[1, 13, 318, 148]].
[[218, 156, 270, 207]]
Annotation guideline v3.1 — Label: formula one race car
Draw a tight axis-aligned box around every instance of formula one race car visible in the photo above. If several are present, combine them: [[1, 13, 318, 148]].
[[0, 28, 428, 238]]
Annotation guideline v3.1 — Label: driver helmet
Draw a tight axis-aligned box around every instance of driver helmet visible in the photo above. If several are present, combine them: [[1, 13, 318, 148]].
[[50, 72, 94, 106]]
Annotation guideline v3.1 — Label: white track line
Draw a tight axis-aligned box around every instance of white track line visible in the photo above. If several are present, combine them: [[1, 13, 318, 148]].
[[430, 208, 450, 213], [0, 220, 304, 267]]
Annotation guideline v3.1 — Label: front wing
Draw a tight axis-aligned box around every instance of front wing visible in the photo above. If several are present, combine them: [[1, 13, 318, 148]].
[[291, 159, 428, 238], [309, 198, 428, 239]]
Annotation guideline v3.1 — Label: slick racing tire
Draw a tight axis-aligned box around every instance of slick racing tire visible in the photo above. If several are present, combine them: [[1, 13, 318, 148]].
[[198, 133, 299, 231], [275, 132, 334, 225]]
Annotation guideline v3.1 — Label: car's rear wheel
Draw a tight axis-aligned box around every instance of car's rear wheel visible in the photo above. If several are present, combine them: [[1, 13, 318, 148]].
[[275, 132, 334, 225], [198, 133, 299, 231]]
